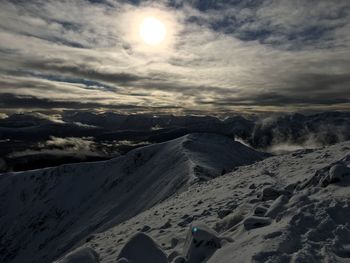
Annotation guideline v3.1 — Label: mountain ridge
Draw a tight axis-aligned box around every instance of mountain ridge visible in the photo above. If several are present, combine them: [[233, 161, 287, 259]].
[[0, 133, 267, 263]]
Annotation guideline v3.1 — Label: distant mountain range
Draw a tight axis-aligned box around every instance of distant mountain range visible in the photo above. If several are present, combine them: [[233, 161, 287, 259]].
[[0, 111, 349, 172]]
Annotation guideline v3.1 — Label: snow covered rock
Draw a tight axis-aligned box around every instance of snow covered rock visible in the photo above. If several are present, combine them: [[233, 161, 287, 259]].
[[329, 164, 350, 183], [264, 195, 289, 219], [288, 192, 310, 208], [254, 206, 268, 216], [318, 163, 350, 187], [117, 232, 168, 263], [181, 223, 221, 263], [214, 209, 246, 232], [301, 155, 350, 188], [57, 247, 99, 263], [243, 216, 271, 230], [259, 187, 285, 201], [217, 209, 232, 219], [160, 220, 172, 229]]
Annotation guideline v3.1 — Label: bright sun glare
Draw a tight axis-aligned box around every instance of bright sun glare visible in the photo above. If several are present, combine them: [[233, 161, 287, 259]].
[[139, 17, 167, 46]]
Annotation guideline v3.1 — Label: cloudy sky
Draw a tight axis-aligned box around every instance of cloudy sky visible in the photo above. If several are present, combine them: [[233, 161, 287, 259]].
[[0, 0, 349, 114]]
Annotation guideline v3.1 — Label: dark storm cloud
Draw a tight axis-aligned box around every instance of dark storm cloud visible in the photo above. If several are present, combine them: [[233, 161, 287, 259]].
[[178, 0, 350, 49], [284, 73, 350, 94], [0, 93, 181, 112], [195, 93, 350, 107], [23, 59, 150, 85], [194, 71, 350, 108], [0, 93, 137, 110]]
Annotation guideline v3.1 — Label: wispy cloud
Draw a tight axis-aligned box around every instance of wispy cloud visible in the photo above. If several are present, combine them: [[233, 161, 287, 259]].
[[0, 0, 349, 114], [8, 136, 101, 159]]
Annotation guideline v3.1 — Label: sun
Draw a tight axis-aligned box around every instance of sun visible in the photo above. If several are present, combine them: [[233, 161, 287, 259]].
[[139, 17, 167, 46]]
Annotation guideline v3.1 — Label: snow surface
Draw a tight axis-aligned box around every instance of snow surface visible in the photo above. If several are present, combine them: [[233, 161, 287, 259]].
[[55, 139, 350, 263], [0, 133, 267, 263]]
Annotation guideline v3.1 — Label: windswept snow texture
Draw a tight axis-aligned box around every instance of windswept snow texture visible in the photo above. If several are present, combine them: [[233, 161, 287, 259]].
[[56, 140, 350, 263], [0, 133, 267, 263]]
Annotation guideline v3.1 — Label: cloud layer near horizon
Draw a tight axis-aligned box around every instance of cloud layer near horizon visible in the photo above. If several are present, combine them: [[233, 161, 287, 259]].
[[0, 0, 349, 114]]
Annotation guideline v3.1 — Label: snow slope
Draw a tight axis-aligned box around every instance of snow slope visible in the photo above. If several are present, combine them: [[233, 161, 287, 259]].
[[57, 140, 350, 263], [0, 133, 267, 263]]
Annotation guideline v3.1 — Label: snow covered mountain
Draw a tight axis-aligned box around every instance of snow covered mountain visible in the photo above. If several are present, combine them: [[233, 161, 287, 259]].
[[56, 140, 350, 263], [0, 133, 268, 263]]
